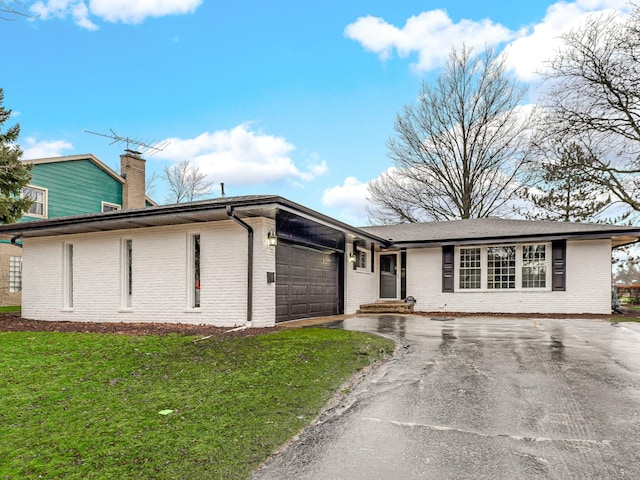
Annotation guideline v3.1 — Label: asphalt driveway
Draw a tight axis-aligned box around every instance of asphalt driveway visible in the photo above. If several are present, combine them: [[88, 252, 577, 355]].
[[253, 315, 640, 479]]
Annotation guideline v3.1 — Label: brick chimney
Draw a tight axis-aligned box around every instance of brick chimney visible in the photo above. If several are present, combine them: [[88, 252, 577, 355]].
[[120, 150, 146, 210]]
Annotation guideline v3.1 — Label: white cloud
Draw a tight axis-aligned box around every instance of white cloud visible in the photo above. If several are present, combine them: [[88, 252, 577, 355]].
[[505, 0, 633, 81], [322, 176, 370, 224], [154, 124, 327, 186], [30, 0, 201, 29], [345, 1, 632, 79], [345, 9, 518, 72], [90, 0, 202, 24], [21, 137, 74, 159]]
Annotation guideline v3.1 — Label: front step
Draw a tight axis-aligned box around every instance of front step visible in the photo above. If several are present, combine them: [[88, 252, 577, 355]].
[[358, 300, 416, 314]]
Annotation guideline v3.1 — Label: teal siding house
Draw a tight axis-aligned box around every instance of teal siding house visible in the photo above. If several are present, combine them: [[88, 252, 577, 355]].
[[1, 152, 154, 305]]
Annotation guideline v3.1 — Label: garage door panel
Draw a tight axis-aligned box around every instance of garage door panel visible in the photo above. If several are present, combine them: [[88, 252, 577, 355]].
[[276, 242, 341, 322], [308, 303, 325, 313], [309, 285, 325, 295], [290, 303, 311, 315], [291, 265, 309, 277], [275, 284, 290, 296], [291, 284, 309, 295], [276, 263, 290, 275], [309, 267, 324, 277]]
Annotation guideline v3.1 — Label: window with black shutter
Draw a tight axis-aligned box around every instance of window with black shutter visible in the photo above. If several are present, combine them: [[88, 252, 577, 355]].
[[551, 240, 566, 291], [442, 245, 454, 292]]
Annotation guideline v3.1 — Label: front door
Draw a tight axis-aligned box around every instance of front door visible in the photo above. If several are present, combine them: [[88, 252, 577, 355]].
[[380, 254, 397, 298]]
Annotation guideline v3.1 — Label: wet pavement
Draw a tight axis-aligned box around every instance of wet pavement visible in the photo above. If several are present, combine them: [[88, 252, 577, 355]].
[[252, 315, 640, 479]]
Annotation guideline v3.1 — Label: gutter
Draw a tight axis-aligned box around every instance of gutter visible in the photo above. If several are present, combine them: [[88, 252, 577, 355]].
[[11, 236, 23, 248], [226, 206, 253, 326]]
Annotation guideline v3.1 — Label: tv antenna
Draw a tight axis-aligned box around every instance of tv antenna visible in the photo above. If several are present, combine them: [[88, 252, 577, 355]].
[[85, 129, 169, 156]]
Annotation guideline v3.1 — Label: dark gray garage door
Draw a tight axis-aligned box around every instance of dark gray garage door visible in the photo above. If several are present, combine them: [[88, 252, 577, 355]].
[[276, 242, 340, 322]]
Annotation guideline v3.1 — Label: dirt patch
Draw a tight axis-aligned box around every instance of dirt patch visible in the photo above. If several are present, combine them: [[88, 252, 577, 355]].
[[0, 313, 281, 337]]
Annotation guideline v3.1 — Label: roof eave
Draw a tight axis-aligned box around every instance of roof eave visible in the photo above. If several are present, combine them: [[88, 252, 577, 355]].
[[386, 231, 640, 249], [0, 196, 390, 246]]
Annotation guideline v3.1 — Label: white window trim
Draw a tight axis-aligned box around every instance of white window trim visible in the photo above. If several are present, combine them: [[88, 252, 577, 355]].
[[120, 239, 133, 311], [101, 201, 121, 212], [22, 185, 48, 219], [455, 243, 551, 292], [62, 243, 74, 311], [9, 255, 22, 293], [186, 233, 202, 311]]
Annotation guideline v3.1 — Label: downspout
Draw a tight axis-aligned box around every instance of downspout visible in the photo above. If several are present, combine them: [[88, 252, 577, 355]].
[[11, 236, 23, 248], [226, 206, 253, 326]]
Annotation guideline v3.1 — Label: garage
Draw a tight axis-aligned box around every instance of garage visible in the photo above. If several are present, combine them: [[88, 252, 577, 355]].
[[275, 242, 342, 322]]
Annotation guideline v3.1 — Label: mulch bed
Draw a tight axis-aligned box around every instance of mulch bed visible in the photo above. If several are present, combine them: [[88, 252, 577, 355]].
[[1, 308, 634, 336], [0, 313, 281, 337]]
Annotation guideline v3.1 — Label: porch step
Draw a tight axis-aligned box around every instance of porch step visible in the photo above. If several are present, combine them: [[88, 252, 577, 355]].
[[358, 300, 416, 314]]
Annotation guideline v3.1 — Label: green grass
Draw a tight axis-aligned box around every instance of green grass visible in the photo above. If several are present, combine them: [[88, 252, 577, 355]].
[[0, 305, 20, 312], [612, 304, 640, 322], [0, 328, 394, 479]]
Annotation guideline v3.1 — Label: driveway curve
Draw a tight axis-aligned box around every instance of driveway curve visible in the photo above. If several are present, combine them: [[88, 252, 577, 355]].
[[253, 315, 640, 480]]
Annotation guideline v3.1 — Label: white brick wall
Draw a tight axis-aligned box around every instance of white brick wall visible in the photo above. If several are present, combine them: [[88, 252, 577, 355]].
[[403, 239, 612, 315], [345, 242, 377, 314], [22, 218, 276, 327], [21, 225, 615, 325]]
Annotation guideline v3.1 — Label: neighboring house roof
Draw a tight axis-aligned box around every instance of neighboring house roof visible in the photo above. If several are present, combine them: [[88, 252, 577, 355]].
[[23, 154, 158, 207], [25, 154, 126, 184], [361, 218, 640, 248], [0, 195, 389, 245]]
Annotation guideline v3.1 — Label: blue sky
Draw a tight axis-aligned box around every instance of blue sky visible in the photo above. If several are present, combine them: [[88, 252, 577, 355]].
[[0, 0, 634, 225]]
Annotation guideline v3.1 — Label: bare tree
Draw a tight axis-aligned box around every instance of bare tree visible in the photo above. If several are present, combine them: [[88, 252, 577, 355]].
[[163, 159, 214, 203], [541, 7, 640, 213], [145, 170, 160, 199], [1, 1, 32, 20], [368, 46, 535, 224]]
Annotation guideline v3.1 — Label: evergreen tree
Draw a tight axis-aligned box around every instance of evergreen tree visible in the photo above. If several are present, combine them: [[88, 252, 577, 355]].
[[526, 142, 610, 222], [0, 87, 32, 223]]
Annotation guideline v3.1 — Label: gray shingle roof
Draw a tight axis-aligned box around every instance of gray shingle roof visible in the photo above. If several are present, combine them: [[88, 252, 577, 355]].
[[360, 218, 640, 245]]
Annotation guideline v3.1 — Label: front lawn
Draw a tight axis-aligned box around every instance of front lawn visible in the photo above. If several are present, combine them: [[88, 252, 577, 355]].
[[0, 328, 394, 479]]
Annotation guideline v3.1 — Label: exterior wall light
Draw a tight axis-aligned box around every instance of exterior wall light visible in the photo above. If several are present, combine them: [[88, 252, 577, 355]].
[[267, 229, 278, 247], [348, 251, 357, 263]]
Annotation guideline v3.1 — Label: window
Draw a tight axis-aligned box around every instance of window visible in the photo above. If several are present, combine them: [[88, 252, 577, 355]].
[[455, 244, 551, 291], [23, 186, 48, 218], [191, 234, 201, 308], [122, 239, 133, 309], [9, 256, 22, 293], [459, 248, 481, 289], [442, 246, 454, 292], [64, 244, 74, 308], [522, 245, 546, 288], [357, 250, 367, 269], [381, 256, 393, 273], [101, 201, 121, 212], [487, 246, 516, 289]]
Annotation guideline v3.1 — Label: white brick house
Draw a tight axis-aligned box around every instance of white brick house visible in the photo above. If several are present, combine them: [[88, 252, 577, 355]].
[[0, 195, 637, 327]]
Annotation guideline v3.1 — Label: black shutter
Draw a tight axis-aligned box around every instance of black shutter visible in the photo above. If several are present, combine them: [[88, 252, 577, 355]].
[[552, 240, 566, 291], [442, 245, 454, 292], [371, 243, 375, 273]]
